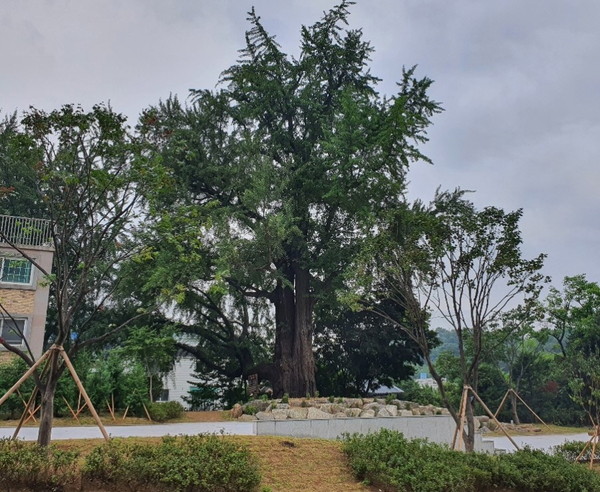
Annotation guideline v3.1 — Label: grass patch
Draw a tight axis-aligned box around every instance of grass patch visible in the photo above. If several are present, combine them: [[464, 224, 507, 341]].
[[50, 435, 373, 491]]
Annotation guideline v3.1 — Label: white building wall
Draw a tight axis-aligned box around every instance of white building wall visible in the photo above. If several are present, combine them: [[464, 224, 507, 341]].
[[162, 356, 198, 409]]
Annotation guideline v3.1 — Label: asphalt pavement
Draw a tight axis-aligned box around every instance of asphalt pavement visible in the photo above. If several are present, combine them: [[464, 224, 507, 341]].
[[0, 421, 257, 441]]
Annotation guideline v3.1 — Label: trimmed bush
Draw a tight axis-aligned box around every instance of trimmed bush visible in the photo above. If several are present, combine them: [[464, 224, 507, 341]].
[[554, 440, 596, 462], [83, 435, 261, 491], [343, 429, 600, 492], [0, 438, 79, 490], [147, 400, 185, 422]]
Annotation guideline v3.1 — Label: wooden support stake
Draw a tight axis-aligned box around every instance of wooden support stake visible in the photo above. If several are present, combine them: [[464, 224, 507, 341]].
[[468, 386, 520, 451], [0, 350, 50, 407], [590, 429, 598, 470], [511, 389, 550, 430], [452, 385, 469, 451], [12, 387, 39, 440], [494, 389, 511, 419], [59, 347, 110, 441], [23, 404, 41, 425], [122, 405, 130, 420], [17, 389, 38, 423], [63, 396, 80, 422], [142, 403, 152, 422], [106, 399, 116, 420]]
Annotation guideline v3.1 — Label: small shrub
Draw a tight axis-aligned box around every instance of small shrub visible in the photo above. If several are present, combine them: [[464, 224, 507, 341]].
[[0, 438, 79, 490], [384, 393, 395, 405], [245, 404, 259, 415], [553, 440, 593, 462], [328, 395, 335, 403], [281, 393, 289, 404], [147, 401, 185, 422], [83, 435, 261, 491]]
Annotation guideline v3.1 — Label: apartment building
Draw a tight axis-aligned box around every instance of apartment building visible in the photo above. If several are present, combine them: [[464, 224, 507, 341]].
[[0, 215, 53, 359]]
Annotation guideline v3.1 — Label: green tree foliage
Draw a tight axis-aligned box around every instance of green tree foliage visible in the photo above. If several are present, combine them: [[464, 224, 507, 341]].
[[120, 326, 176, 402], [0, 112, 42, 217], [315, 302, 428, 397], [544, 275, 600, 426], [360, 191, 546, 450], [0, 105, 150, 445], [137, 1, 441, 396]]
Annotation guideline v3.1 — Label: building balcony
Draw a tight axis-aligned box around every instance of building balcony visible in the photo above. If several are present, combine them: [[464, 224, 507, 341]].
[[0, 215, 53, 249]]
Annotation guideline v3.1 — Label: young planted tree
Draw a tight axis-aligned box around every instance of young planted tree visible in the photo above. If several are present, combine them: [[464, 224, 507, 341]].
[[138, 2, 441, 396], [0, 105, 148, 445], [361, 192, 546, 451]]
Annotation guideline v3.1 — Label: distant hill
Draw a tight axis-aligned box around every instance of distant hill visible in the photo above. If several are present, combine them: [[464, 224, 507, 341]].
[[430, 328, 459, 361]]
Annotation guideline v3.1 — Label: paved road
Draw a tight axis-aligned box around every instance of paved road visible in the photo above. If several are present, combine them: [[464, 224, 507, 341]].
[[488, 432, 591, 453], [0, 421, 257, 441]]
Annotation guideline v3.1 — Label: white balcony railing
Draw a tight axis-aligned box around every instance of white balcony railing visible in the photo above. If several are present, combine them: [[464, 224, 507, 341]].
[[0, 215, 52, 248]]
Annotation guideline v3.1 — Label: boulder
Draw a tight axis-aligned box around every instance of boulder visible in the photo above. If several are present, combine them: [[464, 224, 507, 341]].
[[363, 402, 383, 412], [377, 408, 392, 417], [244, 399, 271, 412], [272, 409, 289, 420], [344, 408, 362, 418], [333, 412, 348, 419], [360, 409, 376, 418], [346, 398, 364, 408], [389, 399, 404, 409], [231, 403, 243, 419], [275, 403, 290, 410], [288, 408, 309, 419], [384, 405, 398, 417], [238, 414, 258, 421], [399, 410, 414, 417], [306, 407, 331, 419], [255, 411, 275, 420], [319, 403, 345, 414]]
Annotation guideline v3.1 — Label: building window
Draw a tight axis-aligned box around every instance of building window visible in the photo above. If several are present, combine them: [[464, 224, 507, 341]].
[[0, 318, 26, 344], [157, 389, 169, 402], [0, 257, 33, 284]]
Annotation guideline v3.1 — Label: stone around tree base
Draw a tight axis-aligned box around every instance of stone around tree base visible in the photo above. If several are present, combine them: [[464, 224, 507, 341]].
[[306, 407, 331, 419]]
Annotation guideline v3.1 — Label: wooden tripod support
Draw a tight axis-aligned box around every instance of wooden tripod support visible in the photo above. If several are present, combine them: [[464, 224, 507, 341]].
[[0, 345, 110, 441], [576, 426, 599, 469], [451, 385, 520, 452], [494, 388, 550, 430]]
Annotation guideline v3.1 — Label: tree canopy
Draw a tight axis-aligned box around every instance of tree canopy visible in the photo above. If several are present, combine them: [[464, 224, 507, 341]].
[[136, 1, 441, 396]]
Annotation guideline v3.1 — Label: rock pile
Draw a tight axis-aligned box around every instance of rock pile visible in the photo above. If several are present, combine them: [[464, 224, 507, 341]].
[[232, 397, 450, 421]]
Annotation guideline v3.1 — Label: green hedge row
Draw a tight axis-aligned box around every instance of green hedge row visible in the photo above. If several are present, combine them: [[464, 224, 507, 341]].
[[0, 439, 80, 490], [0, 435, 260, 491], [343, 429, 600, 492]]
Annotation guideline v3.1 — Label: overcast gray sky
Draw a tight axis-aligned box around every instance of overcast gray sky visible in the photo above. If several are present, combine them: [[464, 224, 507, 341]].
[[2, 1, 599, 288]]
